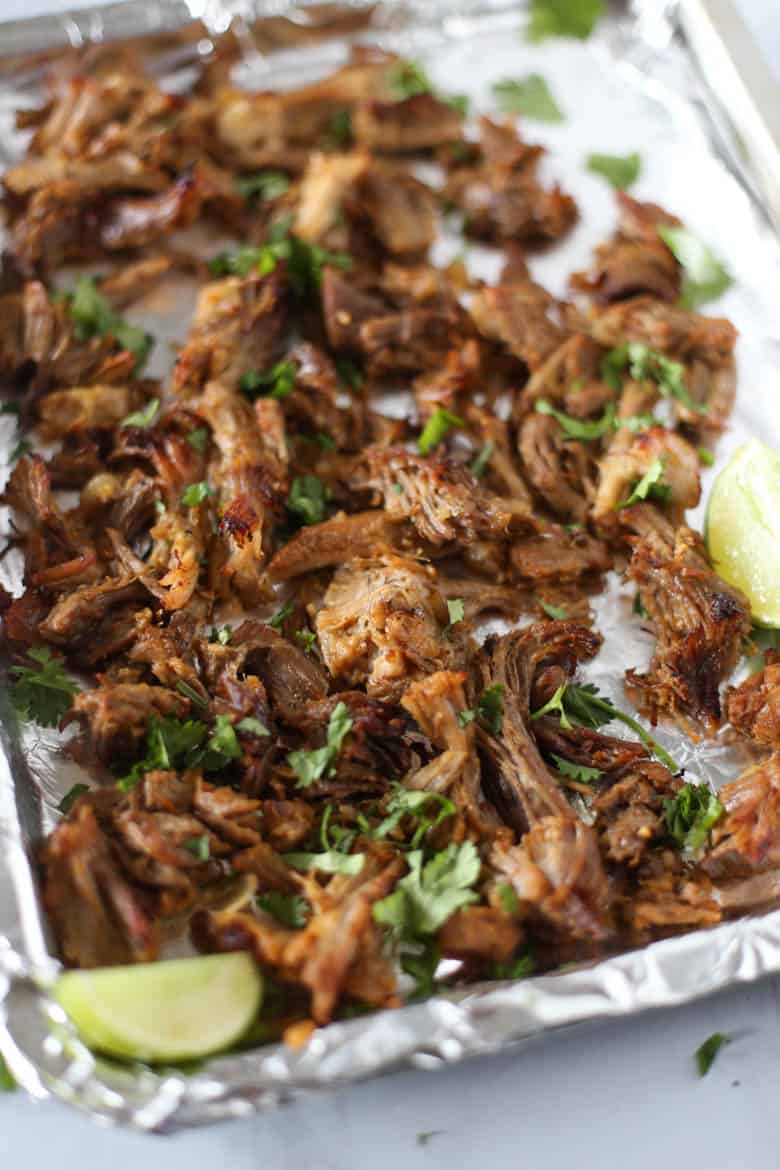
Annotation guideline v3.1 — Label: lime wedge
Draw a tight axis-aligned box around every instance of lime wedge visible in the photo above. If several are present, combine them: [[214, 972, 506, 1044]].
[[55, 954, 262, 1063], [705, 438, 780, 627]]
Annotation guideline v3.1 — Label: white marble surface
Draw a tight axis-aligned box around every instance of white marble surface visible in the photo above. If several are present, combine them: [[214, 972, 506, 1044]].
[[2, 1, 780, 1165]]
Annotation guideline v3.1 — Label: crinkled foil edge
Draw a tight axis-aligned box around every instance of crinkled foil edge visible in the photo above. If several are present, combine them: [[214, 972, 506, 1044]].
[[2, 0, 780, 1133]]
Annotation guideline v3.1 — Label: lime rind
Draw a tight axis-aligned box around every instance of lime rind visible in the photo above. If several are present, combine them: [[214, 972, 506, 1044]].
[[705, 438, 780, 629], [55, 953, 263, 1064]]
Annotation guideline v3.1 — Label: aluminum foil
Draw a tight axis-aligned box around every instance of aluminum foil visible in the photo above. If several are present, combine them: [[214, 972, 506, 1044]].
[[1, 0, 780, 1132]]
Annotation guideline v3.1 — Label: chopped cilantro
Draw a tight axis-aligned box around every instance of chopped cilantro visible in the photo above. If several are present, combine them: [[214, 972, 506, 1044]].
[[323, 109, 352, 147], [458, 683, 505, 735], [664, 782, 724, 853], [175, 680, 208, 709], [620, 456, 671, 508], [551, 754, 602, 783], [240, 359, 296, 400], [201, 714, 242, 771], [373, 841, 481, 936], [67, 276, 153, 372], [540, 600, 569, 620], [121, 398, 160, 429], [696, 1032, 730, 1077], [496, 882, 520, 914], [526, 0, 604, 42], [183, 835, 210, 861], [536, 398, 616, 441], [269, 600, 294, 630], [698, 446, 715, 467], [0, 401, 19, 415], [9, 438, 32, 463], [470, 440, 495, 479], [391, 483, 404, 495], [335, 357, 363, 392], [374, 787, 456, 849], [118, 716, 208, 791], [385, 59, 468, 115], [658, 226, 733, 310], [416, 1131, 444, 1147], [446, 598, 465, 629], [287, 475, 329, 526], [181, 481, 215, 507], [633, 593, 649, 619], [418, 408, 464, 455], [0, 1055, 15, 1092], [491, 951, 535, 980], [295, 628, 318, 654], [208, 245, 278, 278], [492, 75, 564, 122], [283, 850, 365, 876], [210, 625, 233, 645], [530, 681, 572, 729], [601, 341, 705, 414], [257, 891, 308, 927], [288, 701, 353, 788], [235, 170, 290, 204], [186, 427, 209, 452], [57, 783, 90, 815], [10, 648, 80, 727], [236, 716, 270, 738], [586, 151, 641, 189]]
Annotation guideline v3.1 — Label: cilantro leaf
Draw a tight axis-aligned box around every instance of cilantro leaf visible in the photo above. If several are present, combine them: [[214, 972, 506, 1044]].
[[210, 625, 233, 645], [0, 1055, 15, 1092], [287, 475, 329, 526], [9, 439, 32, 463], [236, 716, 270, 738], [181, 481, 215, 507], [269, 600, 294, 630], [374, 787, 456, 849], [288, 701, 353, 788], [470, 440, 495, 479], [323, 109, 352, 148], [530, 681, 572, 729], [186, 427, 209, 452], [208, 245, 278, 278], [235, 170, 290, 204], [586, 151, 641, 189], [620, 456, 671, 508], [491, 951, 535, 980], [496, 882, 520, 914], [601, 341, 705, 414], [526, 0, 604, 42], [373, 841, 481, 936], [183, 835, 210, 861], [446, 598, 465, 628], [257, 891, 308, 927], [176, 679, 208, 709], [540, 600, 568, 620], [535, 398, 616, 441], [664, 782, 724, 853], [492, 75, 565, 123], [58, 783, 90, 815], [117, 716, 208, 791], [551, 753, 602, 783], [121, 398, 160, 429], [698, 446, 715, 467], [67, 277, 153, 372], [695, 1032, 730, 1077], [10, 648, 80, 727], [240, 359, 296, 400], [458, 683, 505, 735], [658, 226, 733, 310], [201, 714, 242, 771], [385, 59, 467, 115], [335, 357, 363, 392], [295, 628, 318, 654], [418, 408, 464, 456], [283, 850, 365, 876]]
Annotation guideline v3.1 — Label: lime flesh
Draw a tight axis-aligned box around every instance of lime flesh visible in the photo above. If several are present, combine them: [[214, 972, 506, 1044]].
[[705, 438, 780, 627], [55, 953, 262, 1063]]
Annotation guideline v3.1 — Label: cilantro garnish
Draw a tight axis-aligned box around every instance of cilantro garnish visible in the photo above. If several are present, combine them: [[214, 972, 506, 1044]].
[[288, 701, 353, 788], [601, 341, 705, 414], [186, 427, 209, 452], [418, 408, 464, 456], [586, 151, 641, 189], [287, 475, 329, 526], [530, 680, 682, 773], [551, 754, 602, 783], [10, 648, 80, 727], [236, 716, 270, 738], [67, 276, 153, 372], [620, 456, 671, 508], [240, 360, 296, 400], [0, 1055, 15, 1092], [470, 440, 495, 479], [491, 951, 535, 980], [540, 600, 568, 620], [698, 446, 715, 467], [268, 600, 294, 630], [535, 398, 616, 441], [446, 598, 465, 629], [183, 835, 210, 861], [335, 357, 363, 392], [121, 398, 160, 429], [385, 59, 468, 115], [496, 882, 520, 914], [283, 850, 365, 876], [323, 109, 352, 148], [658, 226, 733, 310], [58, 783, 90, 815], [492, 75, 565, 123], [117, 713, 242, 791], [295, 628, 318, 654], [374, 787, 456, 849], [200, 713, 242, 770], [176, 679, 208, 709], [526, 0, 604, 42], [9, 438, 32, 463], [235, 170, 290, 204], [210, 625, 233, 645], [257, 891, 308, 927], [664, 782, 724, 853], [208, 245, 278, 278], [181, 481, 215, 507], [458, 683, 505, 735], [695, 1032, 730, 1077], [373, 841, 481, 936]]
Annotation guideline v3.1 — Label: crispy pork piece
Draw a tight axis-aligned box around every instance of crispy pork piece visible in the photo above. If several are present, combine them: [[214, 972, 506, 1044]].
[[438, 906, 522, 963], [67, 682, 189, 766], [294, 151, 370, 243], [321, 266, 387, 350], [361, 447, 524, 546], [533, 719, 649, 779], [414, 340, 482, 421], [37, 383, 148, 437], [625, 509, 751, 730], [701, 754, 780, 879], [284, 341, 353, 449], [357, 301, 472, 377], [726, 652, 780, 747], [268, 510, 398, 581], [352, 93, 463, 153], [354, 165, 438, 255], [520, 333, 609, 415], [509, 525, 611, 585], [593, 761, 681, 867], [470, 275, 569, 371], [173, 267, 289, 398], [589, 295, 737, 365], [592, 426, 701, 524], [571, 192, 682, 304], [519, 413, 596, 524], [315, 554, 465, 702]]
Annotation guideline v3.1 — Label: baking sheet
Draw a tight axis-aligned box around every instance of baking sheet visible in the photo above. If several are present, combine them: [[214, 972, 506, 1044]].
[[1, 0, 780, 1132]]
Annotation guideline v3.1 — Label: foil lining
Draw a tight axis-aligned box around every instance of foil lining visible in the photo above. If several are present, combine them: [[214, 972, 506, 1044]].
[[1, 0, 780, 1132]]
